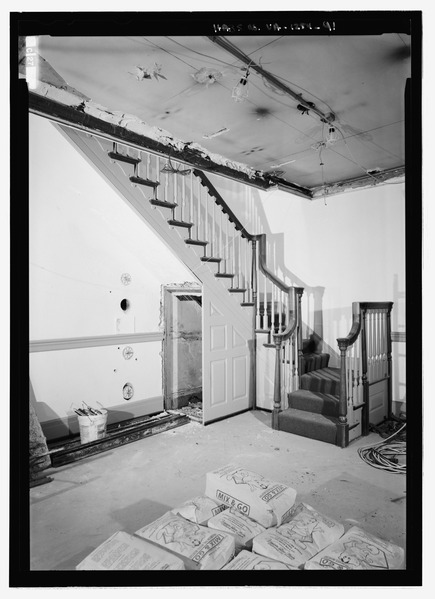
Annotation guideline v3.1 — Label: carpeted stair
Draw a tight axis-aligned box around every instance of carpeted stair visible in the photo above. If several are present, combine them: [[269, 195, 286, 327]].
[[277, 340, 342, 445]]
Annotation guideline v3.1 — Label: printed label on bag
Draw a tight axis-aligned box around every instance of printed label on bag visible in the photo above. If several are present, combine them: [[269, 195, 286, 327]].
[[191, 534, 225, 563], [260, 484, 287, 503], [216, 490, 250, 515]]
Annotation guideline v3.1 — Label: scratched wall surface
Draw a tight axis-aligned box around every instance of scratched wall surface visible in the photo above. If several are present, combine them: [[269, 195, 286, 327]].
[[165, 294, 202, 408]]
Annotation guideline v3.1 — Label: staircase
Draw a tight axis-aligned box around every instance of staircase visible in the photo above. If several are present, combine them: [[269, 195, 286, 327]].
[[55, 124, 393, 447], [279, 339, 342, 445]]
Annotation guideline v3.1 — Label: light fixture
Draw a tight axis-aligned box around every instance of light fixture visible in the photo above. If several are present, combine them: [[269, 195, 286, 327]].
[[326, 126, 339, 145], [232, 68, 250, 103]]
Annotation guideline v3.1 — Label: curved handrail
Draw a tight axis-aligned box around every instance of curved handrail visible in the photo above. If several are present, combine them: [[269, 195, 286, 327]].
[[337, 302, 362, 349]]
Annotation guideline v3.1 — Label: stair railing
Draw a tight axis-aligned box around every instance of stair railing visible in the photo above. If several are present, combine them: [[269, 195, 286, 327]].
[[105, 142, 303, 421], [337, 301, 393, 448]]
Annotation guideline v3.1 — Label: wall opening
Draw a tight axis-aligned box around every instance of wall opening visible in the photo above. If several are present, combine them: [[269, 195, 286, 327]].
[[120, 298, 130, 311], [162, 284, 202, 417]]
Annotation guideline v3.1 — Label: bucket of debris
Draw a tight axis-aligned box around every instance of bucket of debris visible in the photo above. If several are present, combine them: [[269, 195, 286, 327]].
[[75, 404, 108, 444]]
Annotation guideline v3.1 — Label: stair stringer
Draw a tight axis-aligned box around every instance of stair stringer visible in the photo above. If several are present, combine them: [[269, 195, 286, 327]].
[[55, 125, 254, 423]]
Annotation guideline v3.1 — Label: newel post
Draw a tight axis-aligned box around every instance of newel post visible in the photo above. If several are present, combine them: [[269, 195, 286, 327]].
[[272, 336, 283, 430], [360, 308, 370, 436], [295, 287, 304, 385], [337, 340, 349, 448]]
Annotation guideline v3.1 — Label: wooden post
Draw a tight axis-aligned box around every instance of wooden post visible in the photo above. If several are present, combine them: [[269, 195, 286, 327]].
[[337, 341, 349, 448], [361, 308, 370, 436], [386, 303, 394, 419], [272, 336, 283, 430], [251, 239, 258, 410], [295, 287, 304, 386]]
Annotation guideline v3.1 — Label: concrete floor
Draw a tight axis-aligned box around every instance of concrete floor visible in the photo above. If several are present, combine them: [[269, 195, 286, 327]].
[[30, 410, 406, 571]]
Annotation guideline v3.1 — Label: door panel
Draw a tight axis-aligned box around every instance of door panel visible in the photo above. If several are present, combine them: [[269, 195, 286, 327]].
[[202, 285, 252, 423], [369, 379, 388, 425]]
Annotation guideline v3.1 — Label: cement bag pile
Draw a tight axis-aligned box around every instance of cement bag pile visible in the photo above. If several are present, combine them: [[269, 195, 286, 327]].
[[207, 507, 266, 553], [303, 525, 405, 570], [223, 550, 295, 570], [252, 503, 344, 569], [171, 495, 228, 525], [135, 511, 235, 570], [205, 464, 297, 528], [76, 530, 185, 570]]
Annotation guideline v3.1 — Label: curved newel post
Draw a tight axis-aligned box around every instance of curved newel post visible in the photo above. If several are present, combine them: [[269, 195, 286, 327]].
[[360, 307, 370, 436], [337, 340, 350, 448], [336, 302, 362, 448], [295, 287, 304, 384], [272, 336, 283, 430]]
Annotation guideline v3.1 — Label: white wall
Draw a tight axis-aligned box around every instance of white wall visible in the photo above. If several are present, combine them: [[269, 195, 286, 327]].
[[210, 174, 406, 407], [29, 114, 196, 438]]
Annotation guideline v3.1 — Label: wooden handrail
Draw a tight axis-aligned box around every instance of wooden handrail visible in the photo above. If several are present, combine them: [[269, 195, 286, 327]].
[[336, 301, 394, 446]]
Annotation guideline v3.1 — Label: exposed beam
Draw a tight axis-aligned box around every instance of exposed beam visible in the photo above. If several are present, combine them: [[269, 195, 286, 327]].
[[310, 166, 405, 198], [29, 91, 313, 199]]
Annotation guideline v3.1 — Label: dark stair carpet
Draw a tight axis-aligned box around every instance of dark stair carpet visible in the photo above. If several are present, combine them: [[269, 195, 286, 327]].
[[288, 389, 339, 418], [300, 366, 340, 396], [300, 352, 330, 374], [278, 408, 338, 445]]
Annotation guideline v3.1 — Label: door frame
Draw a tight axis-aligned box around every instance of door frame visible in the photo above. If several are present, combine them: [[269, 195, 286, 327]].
[[161, 283, 202, 410]]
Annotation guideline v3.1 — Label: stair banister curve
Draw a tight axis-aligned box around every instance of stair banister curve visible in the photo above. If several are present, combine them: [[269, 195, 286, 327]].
[[336, 302, 363, 448]]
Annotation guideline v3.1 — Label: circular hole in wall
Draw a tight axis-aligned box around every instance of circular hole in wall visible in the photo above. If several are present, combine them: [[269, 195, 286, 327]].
[[120, 298, 130, 311]]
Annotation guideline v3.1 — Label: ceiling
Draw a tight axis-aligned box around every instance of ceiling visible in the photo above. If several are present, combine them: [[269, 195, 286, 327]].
[[34, 33, 411, 197]]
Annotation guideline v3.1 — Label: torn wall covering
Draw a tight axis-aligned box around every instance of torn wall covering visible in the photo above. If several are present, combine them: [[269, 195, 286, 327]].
[[29, 67, 264, 182]]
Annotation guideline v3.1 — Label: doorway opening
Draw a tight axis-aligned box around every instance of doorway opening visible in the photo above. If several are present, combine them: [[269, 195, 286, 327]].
[[162, 284, 202, 422]]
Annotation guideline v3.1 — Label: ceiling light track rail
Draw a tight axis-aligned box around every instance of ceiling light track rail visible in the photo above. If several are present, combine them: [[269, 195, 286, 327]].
[[208, 36, 335, 125]]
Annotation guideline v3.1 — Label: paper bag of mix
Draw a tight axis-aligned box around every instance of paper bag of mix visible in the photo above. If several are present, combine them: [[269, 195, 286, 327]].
[[76, 530, 185, 570], [303, 525, 405, 570], [223, 549, 295, 570], [207, 506, 266, 553], [252, 503, 345, 569], [171, 495, 228, 525], [135, 511, 235, 570], [205, 464, 297, 528]]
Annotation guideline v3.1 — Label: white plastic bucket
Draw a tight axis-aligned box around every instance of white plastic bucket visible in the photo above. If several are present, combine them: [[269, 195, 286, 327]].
[[77, 410, 108, 444]]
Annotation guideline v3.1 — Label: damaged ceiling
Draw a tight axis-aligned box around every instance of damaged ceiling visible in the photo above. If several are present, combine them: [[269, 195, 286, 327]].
[[27, 33, 411, 198]]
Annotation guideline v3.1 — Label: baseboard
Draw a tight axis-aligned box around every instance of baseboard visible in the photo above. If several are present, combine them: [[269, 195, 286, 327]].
[[41, 396, 163, 441]]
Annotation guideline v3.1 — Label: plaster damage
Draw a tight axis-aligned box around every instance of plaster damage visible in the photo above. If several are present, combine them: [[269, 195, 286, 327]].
[[29, 68, 263, 181]]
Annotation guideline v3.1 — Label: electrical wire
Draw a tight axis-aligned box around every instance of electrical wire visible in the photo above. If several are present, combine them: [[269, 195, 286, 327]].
[[357, 423, 406, 474]]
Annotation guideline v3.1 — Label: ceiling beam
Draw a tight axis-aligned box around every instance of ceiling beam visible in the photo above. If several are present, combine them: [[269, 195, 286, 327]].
[[310, 166, 405, 198], [208, 36, 335, 124], [28, 91, 313, 199]]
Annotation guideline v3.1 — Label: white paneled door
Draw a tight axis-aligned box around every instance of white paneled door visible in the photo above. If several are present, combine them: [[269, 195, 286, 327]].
[[202, 284, 253, 424]]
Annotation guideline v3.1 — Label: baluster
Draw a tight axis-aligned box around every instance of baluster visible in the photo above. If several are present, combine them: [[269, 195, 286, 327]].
[[252, 240, 259, 328], [203, 185, 209, 243], [180, 172, 185, 222], [189, 172, 194, 224], [173, 165, 178, 219], [263, 274, 268, 330], [232, 225, 236, 283], [211, 199, 216, 257], [197, 178, 201, 240]]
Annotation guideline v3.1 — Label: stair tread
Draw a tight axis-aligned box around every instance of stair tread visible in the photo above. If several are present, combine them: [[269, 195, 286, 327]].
[[185, 239, 208, 246], [301, 366, 340, 380], [200, 256, 222, 263], [289, 389, 339, 401], [241, 302, 255, 307], [130, 176, 159, 188], [108, 151, 141, 165], [215, 273, 235, 278], [150, 199, 178, 209], [228, 288, 247, 293], [168, 219, 193, 228]]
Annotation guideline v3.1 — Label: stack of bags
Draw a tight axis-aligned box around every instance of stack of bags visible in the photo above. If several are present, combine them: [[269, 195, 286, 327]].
[[76, 463, 405, 571]]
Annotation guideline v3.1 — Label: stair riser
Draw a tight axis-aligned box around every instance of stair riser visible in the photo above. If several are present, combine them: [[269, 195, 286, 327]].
[[300, 377, 340, 396], [278, 415, 337, 445], [288, 394, 339, 417]]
